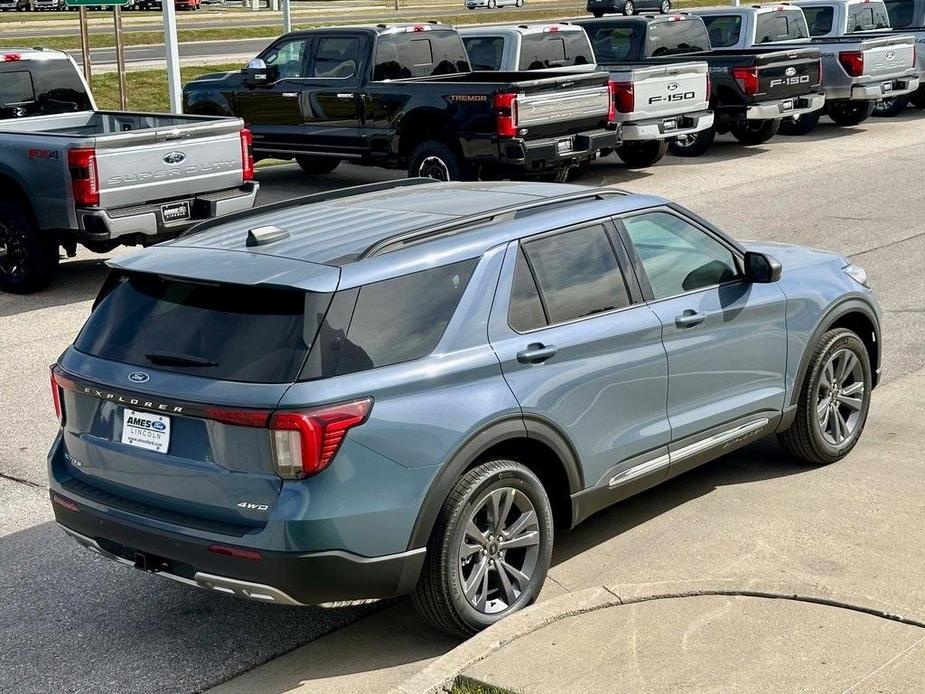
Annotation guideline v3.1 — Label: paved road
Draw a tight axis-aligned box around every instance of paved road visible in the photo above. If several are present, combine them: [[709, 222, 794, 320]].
[[1, 112, 924, 693]]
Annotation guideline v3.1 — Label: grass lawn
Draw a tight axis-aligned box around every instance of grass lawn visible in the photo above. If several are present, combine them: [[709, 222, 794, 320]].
[[451, 678, 514, 694], [90, 62, 239, 111]]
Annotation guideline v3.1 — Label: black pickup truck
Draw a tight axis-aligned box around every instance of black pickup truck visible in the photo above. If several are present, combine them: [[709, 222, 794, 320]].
[[183, 23, 619, 181], [573, 15, 824, 156]]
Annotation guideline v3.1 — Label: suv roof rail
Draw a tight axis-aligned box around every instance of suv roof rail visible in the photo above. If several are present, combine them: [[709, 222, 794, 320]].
[[178, 178, 437, 239], [360, 188, 629, 259]]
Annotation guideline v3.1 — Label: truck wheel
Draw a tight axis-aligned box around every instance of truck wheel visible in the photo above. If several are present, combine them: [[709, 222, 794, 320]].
[[408, 140, 471, 181], [295, 155, 340, 175], [827, 100, 875, 126], [593, 10, 603, 16], [778, 111, 821, 136], [667, 127, 715, 157], [659, 0, 671, 12], [565, 161, 591, 182], [778, 329, 871, 466], [871, 95, 909, 118], [0, 201, 59, 294], [616, 139, 668, 168], [909, 86, 925, 108], [411, 458, 554, 638], [729, 118, 780, 145], [622, 0, 634, 14]]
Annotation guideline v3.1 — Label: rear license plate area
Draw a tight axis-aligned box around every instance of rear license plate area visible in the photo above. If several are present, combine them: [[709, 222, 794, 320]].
[[121, 408, 171, 454], [781, 99, 795, 112], [161, 200, 191, 224], [662, 118, 678, 132], [882, 81, 894, 94], [556, 139, 574, 156]]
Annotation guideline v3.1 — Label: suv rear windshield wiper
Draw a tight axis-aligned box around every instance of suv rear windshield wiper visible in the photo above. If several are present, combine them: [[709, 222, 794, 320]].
[[144, 351, 218, 367]]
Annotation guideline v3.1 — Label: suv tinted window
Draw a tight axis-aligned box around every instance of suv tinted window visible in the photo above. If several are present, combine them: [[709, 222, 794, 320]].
[[701, 15, 743, 47], [373, 31, 470, 80], [0, 71, 34, 106], [523, 225, 630, 325], [463, 36, 505, 70], [584, 25, 643, 62], [847, 2, 891, 30], [1, 61, 92, 119], [312, 36, 361, 78], [76, 274, 324, 384], [333, 259, 477, 375], [623, 212, 738, 299], [519, 31, 593, 69], [646, 18, 710, 56], [885, 0, 914, 26], [755, 10, 809, 42], [803, 6, 835, 34], [508, 246, 547, 332]]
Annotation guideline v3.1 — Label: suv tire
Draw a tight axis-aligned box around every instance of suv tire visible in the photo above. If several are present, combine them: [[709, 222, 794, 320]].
[[616, 139, 669, 167], [408, 140, 471, 181], [0, 200, 58, 294], [295, 155, 340, 175], [412, 458, 554, 638], [667, 127, 715, 157], [729, 118, 780, 145], [778, 328, 872, 466], [778, 111, 821, 136], [827, 100, 875, 126]]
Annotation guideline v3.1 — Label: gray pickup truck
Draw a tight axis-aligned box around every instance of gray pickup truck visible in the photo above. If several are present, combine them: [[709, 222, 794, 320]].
[[0, 49, 259, 293]]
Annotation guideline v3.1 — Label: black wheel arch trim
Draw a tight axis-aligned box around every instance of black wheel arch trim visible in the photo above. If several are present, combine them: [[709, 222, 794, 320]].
[[406, 413, 584, 550], [790, 296, 881, 408]]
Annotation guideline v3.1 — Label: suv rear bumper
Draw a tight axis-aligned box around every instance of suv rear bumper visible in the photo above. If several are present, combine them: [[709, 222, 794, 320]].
[[51, 491, 425, 606], [75, 181, 258, 243], [746, 93, 825, 120], [621, 110, 714, 141], [498, 128, 620, 171]]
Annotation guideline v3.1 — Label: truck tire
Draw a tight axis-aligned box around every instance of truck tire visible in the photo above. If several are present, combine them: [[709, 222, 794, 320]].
[[778, 111, 821, 136], [729, 118, 780, 145], [408, 140, 471, 181], [295, 156, 340, 175], [622, 0, 635, 14], [536, 168, 571, 183], [667, 127, 715, 157], [593, 10, 603, 16], [909, 86, 925, 108], [565, 161, 591, 182], [411, 458, 554, 637], [827, 100, 875, 126], [871, 95, 909, 117], [616, 139, 668, 168], [778, 329, 871, 466], [0, 201, 58, 294]]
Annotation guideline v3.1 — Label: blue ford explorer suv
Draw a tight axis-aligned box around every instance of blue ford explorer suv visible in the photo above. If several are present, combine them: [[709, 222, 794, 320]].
[[49, 179, 880, 636]]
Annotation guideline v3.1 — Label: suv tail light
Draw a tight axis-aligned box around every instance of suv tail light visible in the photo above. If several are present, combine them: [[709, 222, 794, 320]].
[[610, 80, 634, 115], [50, 366, 63, 424], [494, 92, 518, 138], [239, 128, 254, 181], [732, 66, 759, 96], [839, 50, 864, 77], [269, 398, 373, 479], [67, 147, 99, 206]]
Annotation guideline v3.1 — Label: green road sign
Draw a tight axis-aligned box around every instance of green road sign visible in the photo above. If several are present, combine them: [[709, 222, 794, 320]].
[[66, 0, 130, 6]]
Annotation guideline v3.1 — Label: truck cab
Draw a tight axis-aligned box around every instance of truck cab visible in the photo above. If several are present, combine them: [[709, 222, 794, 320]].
[[794, 0, 891, 36], [692, 5, 812, 48], [459, 23, 598, 72]]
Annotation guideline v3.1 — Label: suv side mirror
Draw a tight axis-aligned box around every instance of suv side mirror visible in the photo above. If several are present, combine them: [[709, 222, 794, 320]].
[[744, 251, 782, 283], [243, 58, 269, 86]]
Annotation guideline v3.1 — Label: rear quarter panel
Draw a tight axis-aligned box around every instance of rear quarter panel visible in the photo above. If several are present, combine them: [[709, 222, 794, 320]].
[[0, 133, 76, 231]]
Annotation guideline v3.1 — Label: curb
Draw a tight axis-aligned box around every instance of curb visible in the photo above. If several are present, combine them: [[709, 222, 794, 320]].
[[391, 578, 925, 694]]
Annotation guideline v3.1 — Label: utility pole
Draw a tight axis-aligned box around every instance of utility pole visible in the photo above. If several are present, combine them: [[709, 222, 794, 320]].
[[282, 0, 291, 33], [163, 0, 182, 113], [114, 5, 127, 109], [78, 7, 91, 83]]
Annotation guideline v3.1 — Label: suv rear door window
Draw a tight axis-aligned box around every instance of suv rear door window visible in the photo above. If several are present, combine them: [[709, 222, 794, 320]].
[[646, 18, 710, 56], [701, 15, 743, 48], [76, 274, 324, 383], [754, 10, 809, 42], [522, 224, 631, 325]]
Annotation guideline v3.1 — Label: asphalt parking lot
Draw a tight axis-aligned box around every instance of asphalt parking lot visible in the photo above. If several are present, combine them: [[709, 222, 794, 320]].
[[2, 114, 924, 693]]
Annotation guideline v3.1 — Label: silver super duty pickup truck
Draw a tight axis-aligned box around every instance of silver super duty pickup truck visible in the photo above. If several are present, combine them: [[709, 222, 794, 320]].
[[460, 23, 713, 168], [0, 49, 258, 293], [860, 0, 925, 113]]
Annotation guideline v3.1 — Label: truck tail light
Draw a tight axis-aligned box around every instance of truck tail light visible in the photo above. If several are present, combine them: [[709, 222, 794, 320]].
[[67, 147, 99, 207], [50, 366, 63, 424], [732, 66, 760, 96], [494, 92, 519, 138], [839, 50, 864, 77], [610, 80, 634, 115], [269, 398, 373, 479], [816, 58, 823, 86], [705, 72, 712, 102], [239, 128, 254, 181]]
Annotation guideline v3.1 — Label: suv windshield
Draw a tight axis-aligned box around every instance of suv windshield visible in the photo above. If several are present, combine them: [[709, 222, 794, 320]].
[[76, 274, 327, 384]]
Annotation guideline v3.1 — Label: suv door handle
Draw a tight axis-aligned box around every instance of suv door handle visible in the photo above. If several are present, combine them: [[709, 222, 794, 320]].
[[517, 343, 558, 364], [675, 310, 705, 329]]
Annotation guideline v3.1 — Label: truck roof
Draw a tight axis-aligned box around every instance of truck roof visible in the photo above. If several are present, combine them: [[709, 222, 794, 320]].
[[0, 48, 72, 62], [275, 22, 456, 38], [573, 14, 702, 25], [691, 4, 804, 15], [112, 181, 669, 291], [458, 23, 589, 36], [790, 0, 877, 6]]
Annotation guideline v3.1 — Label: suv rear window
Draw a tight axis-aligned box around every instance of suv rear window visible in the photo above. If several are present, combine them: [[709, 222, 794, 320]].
[[646, 18, 710, 56], [754, 10, 809, 42], [76, 274, 326, 384]]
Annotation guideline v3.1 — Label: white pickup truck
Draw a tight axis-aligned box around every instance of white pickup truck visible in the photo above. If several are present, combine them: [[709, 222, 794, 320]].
[[0, 49, 258, 293], [459, 23, 713, 168], [692, 3, 918, 133]]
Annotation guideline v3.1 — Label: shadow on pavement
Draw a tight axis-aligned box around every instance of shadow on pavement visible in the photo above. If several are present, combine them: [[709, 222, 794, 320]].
[[0, 256, 110, 319]]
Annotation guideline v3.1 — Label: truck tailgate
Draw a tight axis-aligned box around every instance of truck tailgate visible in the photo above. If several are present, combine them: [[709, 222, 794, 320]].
[[754, 50, 822, 100], [92, 117, 246, 209], [860, 38, 916, 79], [608, 61, 710, 122]]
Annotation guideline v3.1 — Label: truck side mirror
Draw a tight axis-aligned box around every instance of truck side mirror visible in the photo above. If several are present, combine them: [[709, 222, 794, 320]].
[[744, 251, 782, 283], [243, 58, 270, 86]]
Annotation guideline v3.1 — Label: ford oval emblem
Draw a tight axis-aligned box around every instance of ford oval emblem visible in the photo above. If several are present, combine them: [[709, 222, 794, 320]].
[[785, 67, 797, 77], [667, 82, 679, 91], [128, 371, 150, 383], [163, 151, 186, 165], [151, 421, 166, 431], [886, 51, 895, 60]]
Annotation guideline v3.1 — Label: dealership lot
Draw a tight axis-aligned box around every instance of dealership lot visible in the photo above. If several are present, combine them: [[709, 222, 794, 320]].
[[2, 115, 924, 693]]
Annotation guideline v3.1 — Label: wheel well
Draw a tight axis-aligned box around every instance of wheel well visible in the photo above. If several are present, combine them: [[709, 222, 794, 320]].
[[0, 174, 37, 226], [829, 311, 879, 383], [398, 113, 461, 159], [470, 437, 573, 531]]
